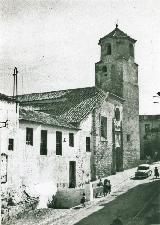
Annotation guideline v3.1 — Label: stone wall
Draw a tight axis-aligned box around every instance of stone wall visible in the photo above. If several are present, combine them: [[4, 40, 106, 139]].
[[91, 98, 123, 180], [122, 60, 140, 168], [95, 32, 140, 170]]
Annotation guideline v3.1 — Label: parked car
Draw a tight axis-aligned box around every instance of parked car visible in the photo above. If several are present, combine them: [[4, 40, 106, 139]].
[[135, 164, 152, 179]]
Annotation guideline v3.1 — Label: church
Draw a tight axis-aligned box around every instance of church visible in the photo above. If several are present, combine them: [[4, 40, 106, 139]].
[[17, 25, 140, 182], [1, 26, 140, 213]]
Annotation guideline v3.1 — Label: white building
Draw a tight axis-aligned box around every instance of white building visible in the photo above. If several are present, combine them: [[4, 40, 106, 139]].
[[0, 94, 20, 196]]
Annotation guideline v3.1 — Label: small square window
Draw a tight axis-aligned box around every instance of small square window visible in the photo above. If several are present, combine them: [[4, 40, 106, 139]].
[[8, 139, 14, 150], [127, 134, 130, 142], [69, 133, 74, 147]]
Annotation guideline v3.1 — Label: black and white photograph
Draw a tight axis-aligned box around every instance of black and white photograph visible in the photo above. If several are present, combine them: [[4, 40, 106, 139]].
[[0, 0, 160, 224]]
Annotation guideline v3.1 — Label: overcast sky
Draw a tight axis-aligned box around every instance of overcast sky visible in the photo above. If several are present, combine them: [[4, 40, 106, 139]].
[[0, 0, 160, 114]]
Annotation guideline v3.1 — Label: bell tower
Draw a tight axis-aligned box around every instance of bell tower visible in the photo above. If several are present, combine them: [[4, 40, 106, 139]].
[[95, 24, 137, 97], [95, 25, 140, 169]]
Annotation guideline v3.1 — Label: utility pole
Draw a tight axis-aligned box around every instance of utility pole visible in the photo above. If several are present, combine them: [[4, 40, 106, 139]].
[[12, 67, 18, 112], [13, 67, 18, 97]]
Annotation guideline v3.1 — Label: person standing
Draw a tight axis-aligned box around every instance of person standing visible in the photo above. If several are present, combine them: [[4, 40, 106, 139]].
[[103, 179, 109, 196], [107, 180, 111, 194], [80, 192, 86, 207], [154, 167, 159, 178], [97, 178, 103, 197]]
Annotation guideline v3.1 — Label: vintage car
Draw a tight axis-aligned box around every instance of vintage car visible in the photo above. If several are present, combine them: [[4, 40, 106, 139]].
[[135, 164, 152, 179]]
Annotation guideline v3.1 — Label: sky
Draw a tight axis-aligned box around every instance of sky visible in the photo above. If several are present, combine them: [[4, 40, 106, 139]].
[[0, 0, 160, 114]]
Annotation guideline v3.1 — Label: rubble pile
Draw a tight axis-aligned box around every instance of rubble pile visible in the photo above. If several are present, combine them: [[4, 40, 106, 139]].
[[1, 189, 39, 224]]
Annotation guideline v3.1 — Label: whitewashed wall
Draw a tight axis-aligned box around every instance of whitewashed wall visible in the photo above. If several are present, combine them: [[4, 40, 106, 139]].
[[0, 100, 20, 194], [19, 117, 92, 190]]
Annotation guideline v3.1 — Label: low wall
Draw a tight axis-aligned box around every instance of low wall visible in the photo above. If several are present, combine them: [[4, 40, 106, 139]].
[[54, 188, 85, 209]]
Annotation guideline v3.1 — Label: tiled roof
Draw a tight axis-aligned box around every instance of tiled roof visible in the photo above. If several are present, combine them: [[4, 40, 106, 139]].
[[0, 93, 16, 102], [18, 87, 108, 123], [19, 107, 79, 130], [99, 27, 136, 44], [17, 89, 70, 103]]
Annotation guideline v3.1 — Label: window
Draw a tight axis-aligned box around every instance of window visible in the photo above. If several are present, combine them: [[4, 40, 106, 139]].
[[106, 43, 111, 55], [115, 108, 120, 121], [102, 66, 107, 76], [69, 133, 74, 147], [129, 43, 134, 57], [127, 134, 130, 142], [8, 139, 14, 150], [40, 130, 47, 155], [86, 137, 91, 152], [145, 124, 150, 132], [56, 131, 62, 155], [26, 128, 33, 145], [100, 116, 107, 139]]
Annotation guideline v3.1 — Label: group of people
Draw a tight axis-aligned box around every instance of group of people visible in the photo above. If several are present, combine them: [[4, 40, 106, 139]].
[[80, 178, 112, 207], [96, 178, 111, 197], [80, 167, 159, 208]]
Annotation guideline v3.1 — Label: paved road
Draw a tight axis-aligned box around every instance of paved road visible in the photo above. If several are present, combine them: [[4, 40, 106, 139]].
[[75, 179, 160, 225], [50, 163, 160, 225], [48, 163, 160, 225], [3, 163, 160, 225]]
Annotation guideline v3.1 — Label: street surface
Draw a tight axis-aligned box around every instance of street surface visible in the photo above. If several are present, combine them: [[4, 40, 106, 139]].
[[3, 162, 160, 225]]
